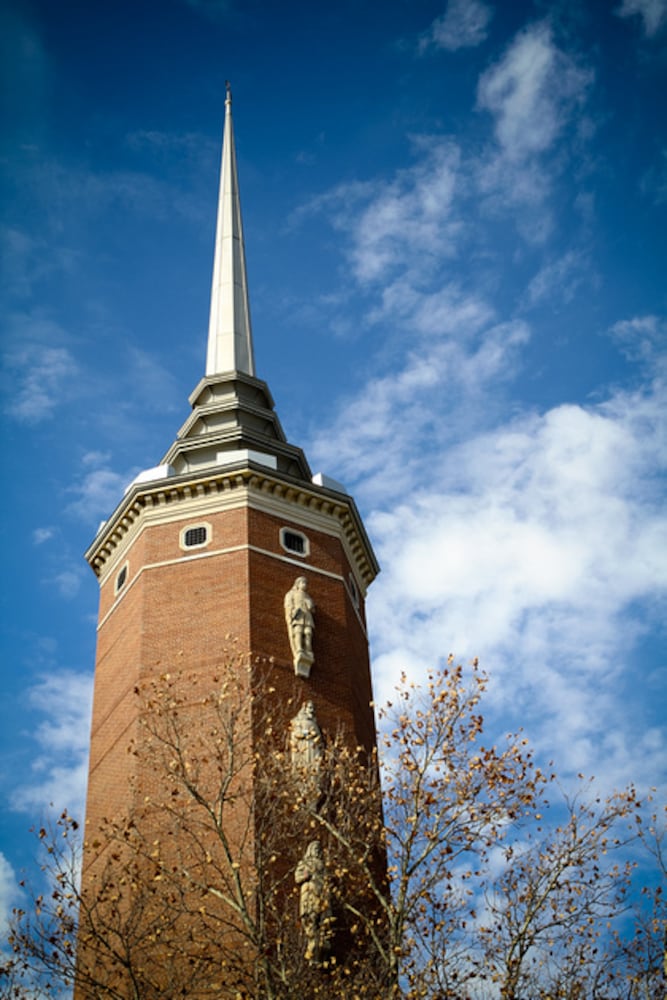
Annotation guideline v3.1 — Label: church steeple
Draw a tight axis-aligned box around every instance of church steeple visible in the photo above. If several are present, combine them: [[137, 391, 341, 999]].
[[80, 94, 382, 992], [206, 83, 255, 377], [88, 91, 377, 592], [159, 89, 313, 482]]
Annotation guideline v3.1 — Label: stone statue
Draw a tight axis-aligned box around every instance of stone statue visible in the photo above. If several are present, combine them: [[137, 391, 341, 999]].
[[290, 701, 323, 768], [290, 701, 323, 803], [284, 576, 315, 677], [294, 840, 332, 963]]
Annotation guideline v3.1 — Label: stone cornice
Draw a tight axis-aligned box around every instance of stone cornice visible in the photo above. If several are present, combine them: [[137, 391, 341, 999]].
[[85, 461, 379, 589]]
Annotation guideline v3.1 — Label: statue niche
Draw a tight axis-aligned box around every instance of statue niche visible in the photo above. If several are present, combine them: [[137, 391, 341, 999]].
[[284, 576, 315, 677]]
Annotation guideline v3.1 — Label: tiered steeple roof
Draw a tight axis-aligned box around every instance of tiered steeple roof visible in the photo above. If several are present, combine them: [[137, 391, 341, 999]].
[[161, 86, 311, 482], [87, 88, 379, 590]]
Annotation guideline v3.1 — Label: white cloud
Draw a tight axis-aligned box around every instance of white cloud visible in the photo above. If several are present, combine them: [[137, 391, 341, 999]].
[[299, 41, 663, 797], [477, 22, 592, 161], [11, 671, 93, 821], [82, 449, 112, 466], [50, 566, 85, 599], [616, 0, 667, 36], [311, 316, 530, 505], [361, 374, 667, 790], [609, 314, 667, 369], [32, 526, 54, 545], [420, 0, 493, 53], [3, 319, 79, 423], [368, 278, 495, 336], [302, 24, 595, 303], [308, 278, 667, 794], [0, 852, 18, 938], [26, 672, 93, 758], [10, 760, 90, 824], [314, 139, 462, 287], [522, 249, 591, 308], [67, 463, 136, 524]]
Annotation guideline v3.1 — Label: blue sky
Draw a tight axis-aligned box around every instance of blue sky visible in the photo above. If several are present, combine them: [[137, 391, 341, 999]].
[[1, 0, 666, 932]]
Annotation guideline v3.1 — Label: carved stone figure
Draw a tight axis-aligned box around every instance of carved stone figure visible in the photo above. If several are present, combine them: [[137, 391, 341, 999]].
[[294, 840, 332, 963], [284, 576, 315, 677], [290, 701, 323, 803], [290, 701, 323, 768]]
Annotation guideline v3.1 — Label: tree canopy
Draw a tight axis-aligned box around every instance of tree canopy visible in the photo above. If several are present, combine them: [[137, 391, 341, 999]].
[[2, 658, 664, 999]]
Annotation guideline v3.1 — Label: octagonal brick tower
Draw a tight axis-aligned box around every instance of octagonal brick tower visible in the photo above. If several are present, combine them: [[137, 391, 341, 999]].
[[79, 87, 380, 987]]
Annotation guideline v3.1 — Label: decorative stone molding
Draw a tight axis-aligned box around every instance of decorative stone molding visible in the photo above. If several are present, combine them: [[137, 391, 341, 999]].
[[85, 464, 379, 591]]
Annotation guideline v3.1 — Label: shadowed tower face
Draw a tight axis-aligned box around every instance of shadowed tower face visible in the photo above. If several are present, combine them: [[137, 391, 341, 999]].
[[78, 87, 381, 995]]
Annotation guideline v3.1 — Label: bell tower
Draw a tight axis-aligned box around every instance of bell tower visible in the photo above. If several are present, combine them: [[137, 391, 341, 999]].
[[79, 87, 380, 995]]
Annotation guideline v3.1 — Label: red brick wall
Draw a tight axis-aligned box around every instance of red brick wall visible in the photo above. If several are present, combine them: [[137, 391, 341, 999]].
[[79, 492, 378, 993]]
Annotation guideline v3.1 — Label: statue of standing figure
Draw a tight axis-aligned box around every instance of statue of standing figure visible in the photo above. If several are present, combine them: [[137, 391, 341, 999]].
[[290, 701, 324, 803], [284, 576, 315, 677], [294, 840, 332, 963]]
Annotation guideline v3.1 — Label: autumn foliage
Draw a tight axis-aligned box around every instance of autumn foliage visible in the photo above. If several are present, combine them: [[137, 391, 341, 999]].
[[1, 658, 664, 998]]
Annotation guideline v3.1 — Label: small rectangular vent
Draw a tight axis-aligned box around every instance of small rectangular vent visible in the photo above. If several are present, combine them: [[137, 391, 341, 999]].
[[280, 527, 309, 557], [184, 526, 207, 547], [284, 531, 305, 554]]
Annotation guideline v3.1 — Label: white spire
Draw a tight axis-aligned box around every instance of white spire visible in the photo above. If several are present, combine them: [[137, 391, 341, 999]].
[[206, 83, 255, 377]]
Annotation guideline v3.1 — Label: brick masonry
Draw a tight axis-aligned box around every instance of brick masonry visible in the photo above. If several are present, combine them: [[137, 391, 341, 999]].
[[84, 492, 377, 849], [76, 480, 381, 998]]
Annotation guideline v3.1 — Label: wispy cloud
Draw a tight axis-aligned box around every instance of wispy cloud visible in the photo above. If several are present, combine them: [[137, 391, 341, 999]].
[[2, 314, 79, 424], [419, 0, 493, 53], [311, 315, 530, 507], [477, 22, 592, 161], [125, 128, 210, 156], [609, 314, 667, 369], [299, 19, 665, 794], [32, 527, 55, 545], [0, 852, 19, 940], [11, 671, 93, 821], [67, 456, 136, 524], [522, 249, 592, 308], [367, 277, 494, 335], [472, 20, 594, 244], [616, 0, 667, 37], [49, 566, 86, 600], [11, 760, 90, 824], [299, 23, 595, 303], [317, 139, 463, 286], [305, 140, 667, 780], [26, 672, 92, 756]]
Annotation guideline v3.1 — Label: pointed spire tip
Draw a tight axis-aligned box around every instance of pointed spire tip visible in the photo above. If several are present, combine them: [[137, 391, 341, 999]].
[[206, 81, 255, 378]]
